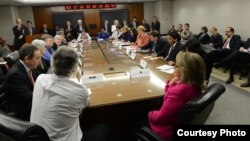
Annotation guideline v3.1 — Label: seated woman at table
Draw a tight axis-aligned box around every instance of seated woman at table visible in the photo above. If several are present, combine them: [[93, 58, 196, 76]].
[[77, 31, 91, 42], [132, 25, 150, 48], [97, 28, 110, 40], [118, 26, 132, 42], [148, 51, 205, 141]]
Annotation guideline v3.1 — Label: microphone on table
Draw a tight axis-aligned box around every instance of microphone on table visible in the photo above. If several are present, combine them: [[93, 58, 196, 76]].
[[94, 38, 114, 71]]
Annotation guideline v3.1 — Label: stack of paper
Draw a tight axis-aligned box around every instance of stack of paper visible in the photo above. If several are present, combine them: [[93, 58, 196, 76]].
[[156, 65, 175, 74]]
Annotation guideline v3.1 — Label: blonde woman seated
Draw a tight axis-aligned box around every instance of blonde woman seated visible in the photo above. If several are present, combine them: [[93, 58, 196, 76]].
[[77, 31, 91, 42], [132, 25, 150, 48], [111, 19, 120, 33], [148, 51, 205, 141]]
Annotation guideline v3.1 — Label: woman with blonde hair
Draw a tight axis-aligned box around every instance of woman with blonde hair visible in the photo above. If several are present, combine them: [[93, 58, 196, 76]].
[[148, 51, 205, 141], [111, 19, 120, 33], [133, 25, 150, 48], [209, 26, 223, 49]]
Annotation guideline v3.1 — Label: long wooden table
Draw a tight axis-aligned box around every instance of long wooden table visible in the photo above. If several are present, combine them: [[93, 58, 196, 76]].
[[74, 40, 172, 138], [77, 40, 172, 108]]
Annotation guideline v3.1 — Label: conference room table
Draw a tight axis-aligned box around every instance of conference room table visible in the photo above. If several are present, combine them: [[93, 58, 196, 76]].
[[73, 39, 173, 138], [75, 40, 173, 107]]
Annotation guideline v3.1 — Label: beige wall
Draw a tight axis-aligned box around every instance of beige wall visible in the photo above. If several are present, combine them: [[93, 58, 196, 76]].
[[173, 0, 250, 40], [19, 6, 35, 27], [0, 6, 34, 44], [144, 0, 174, 34], [0, 6, 15, 44]]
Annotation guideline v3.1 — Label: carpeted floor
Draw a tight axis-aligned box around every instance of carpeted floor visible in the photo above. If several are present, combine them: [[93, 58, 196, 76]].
[[205, 68, 250, 124]]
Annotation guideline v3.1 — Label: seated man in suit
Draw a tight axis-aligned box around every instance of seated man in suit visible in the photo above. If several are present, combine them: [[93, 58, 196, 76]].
[[25, 20, 36, 36], [141, 30, 166, 55], [151, 16, 160, 32], [40, 24, 52, 35], [72, 19, 88, 39], [197, 26, 210, 45], [98, 28, 110, 40], [164, 31, 183, 66], [4, 44, 41, 121], [214, 39, 250, 84], [205, 27, 241, 84], [101, 19, 111, 35]]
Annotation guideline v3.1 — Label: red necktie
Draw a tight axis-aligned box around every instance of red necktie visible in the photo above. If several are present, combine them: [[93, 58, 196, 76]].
[[28, 70, 35, 86]]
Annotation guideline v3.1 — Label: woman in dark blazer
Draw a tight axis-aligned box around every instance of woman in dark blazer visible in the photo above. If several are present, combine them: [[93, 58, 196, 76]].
[[129, 27, 138, 43], [209, 26, 223, 49], [13, 18, 26, 50]]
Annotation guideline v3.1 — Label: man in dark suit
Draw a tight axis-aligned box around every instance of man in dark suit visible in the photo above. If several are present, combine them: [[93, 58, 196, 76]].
[[163, 31, 183, 65], [205, 27, 241, 83], [13, 18, 26, 50], [214, 38, 250, 84], [72, 19, 88, 39], [197, 26, 210, 44], [4, 45, 41, 121], [142, 19, 150, 32], [40, 24, 52, 35], [151, 16, 160, 32], [24, 20, 36, 36], [101, 19, 111, 35], [131, 17, 139, 29], [141, 30, 167, 54]]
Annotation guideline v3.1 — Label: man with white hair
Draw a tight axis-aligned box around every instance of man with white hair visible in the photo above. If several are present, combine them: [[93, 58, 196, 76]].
[[52, 35, 63, 51], [73, 19, 88, 39], [31, 39, 49, 74]]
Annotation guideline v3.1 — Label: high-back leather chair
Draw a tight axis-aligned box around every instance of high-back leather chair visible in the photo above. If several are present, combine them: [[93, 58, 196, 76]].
[[0, 111, 50, 141], [133, 83, 225, 141], [179, 83, 225, 124]]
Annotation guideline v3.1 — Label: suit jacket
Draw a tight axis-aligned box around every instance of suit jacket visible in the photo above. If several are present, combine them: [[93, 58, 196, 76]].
[[151, 21, 160, 32], [141, 39, 167, 55], [72, 25, 88, 39], [13, 25, 26, 50], [40, 29, 52, 35], [224, 35, 241, 50], [197, 33, 210, 45], [4, 61, 37, 121], [130, 21, 139, 28], [244, 38, 250, 49], [101, 24, 111, 35], [118, 31, 132, 42], [143, 23, 150, 32], [24, 27, 36, 35], [210, 33, 223, 49], [164, 41, 183, 61], [149, 82, 201, 141]]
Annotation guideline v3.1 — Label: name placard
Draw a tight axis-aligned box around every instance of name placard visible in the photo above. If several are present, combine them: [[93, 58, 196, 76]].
[[119, 43, 122, 50], [126, 48, 130, 56], [130, 52, 136, 60], [130, 69, 150, 78], [80, 73, 104, 84], [140, 59, 147, 69]]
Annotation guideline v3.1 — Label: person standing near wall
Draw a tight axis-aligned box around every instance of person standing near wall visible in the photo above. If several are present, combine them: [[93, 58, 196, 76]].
[[13, 18, 26, 50]]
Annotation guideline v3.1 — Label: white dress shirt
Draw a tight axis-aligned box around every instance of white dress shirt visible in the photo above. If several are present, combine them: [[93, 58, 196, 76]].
[[30, 74, 90, 141], [77, 32, 91, 42]]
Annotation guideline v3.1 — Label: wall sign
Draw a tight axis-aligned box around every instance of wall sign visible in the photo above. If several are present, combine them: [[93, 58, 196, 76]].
[[65, 4, 116, 10]]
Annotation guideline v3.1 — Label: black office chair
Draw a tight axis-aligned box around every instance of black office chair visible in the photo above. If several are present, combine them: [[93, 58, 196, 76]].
[[4, 51, 19, 68], [0, 111, 50, 141], [133, 83, 225, 141]]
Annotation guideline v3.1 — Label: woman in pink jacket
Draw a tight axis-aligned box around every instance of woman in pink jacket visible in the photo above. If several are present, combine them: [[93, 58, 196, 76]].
[[148, 51, 206, 141]]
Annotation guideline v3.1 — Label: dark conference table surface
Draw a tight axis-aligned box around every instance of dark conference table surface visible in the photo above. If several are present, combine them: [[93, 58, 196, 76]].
[[73, 40, 173, 108]]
